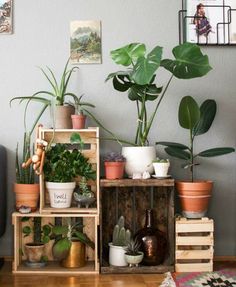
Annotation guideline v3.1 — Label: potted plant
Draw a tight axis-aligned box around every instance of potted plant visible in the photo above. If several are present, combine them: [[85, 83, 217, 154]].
[[52, 218, 95, 268], [103, 152, 126, 179], [109, 216, 131, 267], [152, 158, 170, 178], [124, 238, 144, 267], [105, 42, 212, 176], [70, 94, 96, 129], [43, 137, 96, 208], [11, 59, 80, 129], [22, 217, 51, 267], [157, 96, 235, 218], [73, 176, 95, 208]]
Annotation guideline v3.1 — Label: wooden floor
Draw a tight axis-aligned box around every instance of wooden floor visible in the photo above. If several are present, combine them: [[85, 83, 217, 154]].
[[0, 261, 166, 287]]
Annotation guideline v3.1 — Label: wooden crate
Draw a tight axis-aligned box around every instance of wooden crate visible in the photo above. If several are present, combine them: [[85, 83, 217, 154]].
[[175, 217, 214, 272], [38, 127, 100, 214], [12, 212, 99, 274], [100, 178, 175, 274]]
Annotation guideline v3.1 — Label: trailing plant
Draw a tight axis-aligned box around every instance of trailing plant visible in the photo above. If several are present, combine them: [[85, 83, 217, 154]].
[[105, 42, 212, 146], [157, 96, 235, 181], [112, 216, 131, 246], [103, 152, 126, 162], [52, 218, 95, 260], [125, 238, 141, 256]]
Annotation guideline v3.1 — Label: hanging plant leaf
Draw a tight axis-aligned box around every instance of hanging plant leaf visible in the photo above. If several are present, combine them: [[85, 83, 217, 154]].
[[179, 96, 200, 130]]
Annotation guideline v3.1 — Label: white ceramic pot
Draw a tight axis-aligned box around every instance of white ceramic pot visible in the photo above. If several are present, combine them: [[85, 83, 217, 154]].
[[124, 252, 144, 267], [153, 162, 170, 177], [46, 182, 76, 208], [109, 243, 127, 267], [122, 146, 156, 177]]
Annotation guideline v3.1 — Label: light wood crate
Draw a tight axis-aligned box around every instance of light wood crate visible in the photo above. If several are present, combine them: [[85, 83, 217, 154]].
[[12, 212, 99, 274], [175, 217, 214, 272], [38, 127, 100, 214]]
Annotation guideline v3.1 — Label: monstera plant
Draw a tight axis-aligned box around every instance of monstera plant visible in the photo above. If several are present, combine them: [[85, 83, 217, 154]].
[[105, 42, 212, 176]]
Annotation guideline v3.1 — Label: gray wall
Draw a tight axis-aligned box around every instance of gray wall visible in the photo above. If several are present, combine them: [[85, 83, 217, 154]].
[[0, 0, 235, 257]]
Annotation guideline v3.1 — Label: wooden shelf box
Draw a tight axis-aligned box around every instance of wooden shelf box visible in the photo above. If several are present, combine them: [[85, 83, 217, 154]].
[[175, 217, 214, 272], [12, 212, 99, 274], [38, 127, 100, 214], [100, 178, 175, 274]]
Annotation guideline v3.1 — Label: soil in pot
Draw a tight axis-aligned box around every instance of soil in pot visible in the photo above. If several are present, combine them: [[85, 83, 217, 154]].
[[14, 183, 40, 212], [104, 162, 125, 179], [71, 114, 86, 129]]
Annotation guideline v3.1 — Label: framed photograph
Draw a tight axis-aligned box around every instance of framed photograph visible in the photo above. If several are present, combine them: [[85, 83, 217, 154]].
[[0, 0, 12, 34], [185, 0, 236, 44], [70, 20, 102, 64]]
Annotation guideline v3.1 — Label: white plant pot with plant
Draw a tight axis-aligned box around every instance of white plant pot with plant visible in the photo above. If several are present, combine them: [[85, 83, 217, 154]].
[[109, 216, 131, 267], [152, 159, 170, 177], [124, 238, 144, 267]]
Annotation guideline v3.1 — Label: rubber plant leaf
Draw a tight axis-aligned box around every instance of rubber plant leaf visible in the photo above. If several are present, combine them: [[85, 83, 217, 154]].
[[161, 42, 212, 79], [165, 147, 191, 160], [52, 238, 71, 260], [131, 46, 163, 85], [197, 147, 235, 157], [193, 99, 217, 136], [156, 141, 189, 150], [111, 43, 146, 66], [179, 96, 200, 130]]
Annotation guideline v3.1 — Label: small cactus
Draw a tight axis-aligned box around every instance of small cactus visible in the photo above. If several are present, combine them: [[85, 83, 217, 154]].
[[112, 216, 131, 246]]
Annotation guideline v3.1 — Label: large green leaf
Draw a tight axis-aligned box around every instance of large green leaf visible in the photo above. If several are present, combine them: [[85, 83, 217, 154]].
[[131, 46, 163, 85], [52, 238, 71, 260], [197, 147, 235, 157], [157, 141, 189, 150], [111, 43, 146, 66], [161, 42, 212, 79], [112, 75, 131, 92], [165, 147, 191, 160], [193, 99, 216, 136], [52, 225, 68, 236], [179, 96, 200, 130]]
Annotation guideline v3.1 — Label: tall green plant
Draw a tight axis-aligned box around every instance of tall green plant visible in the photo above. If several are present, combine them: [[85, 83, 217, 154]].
[[106, 42, 212, 146], [157, 96, 235, 181]]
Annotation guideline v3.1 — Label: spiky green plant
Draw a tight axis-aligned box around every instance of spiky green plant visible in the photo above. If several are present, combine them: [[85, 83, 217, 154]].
[[125, 238, 141, 256], [112, 216, 131, 246]]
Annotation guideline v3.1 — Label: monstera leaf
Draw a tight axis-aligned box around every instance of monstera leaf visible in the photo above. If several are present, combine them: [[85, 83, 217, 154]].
[[178, 96, 200, 130], [161, 42, 212, 79]]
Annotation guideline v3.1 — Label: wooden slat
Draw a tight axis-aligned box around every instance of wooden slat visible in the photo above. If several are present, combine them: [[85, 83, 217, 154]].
[[41, 207, 98, 214], [176, 235, 213, 245], [176, 249, 213, 260], [101, 264, 174, 274], [100, 178, 175, 187], [176, 222, 214, 233], [175, 262, 213, 272]]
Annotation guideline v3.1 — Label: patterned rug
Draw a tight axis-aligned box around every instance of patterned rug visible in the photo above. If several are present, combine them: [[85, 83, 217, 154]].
[[172, 262, 236, 287]]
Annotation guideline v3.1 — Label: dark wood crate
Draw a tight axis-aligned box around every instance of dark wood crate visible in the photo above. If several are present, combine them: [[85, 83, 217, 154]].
[[100, 179, 175, 274]]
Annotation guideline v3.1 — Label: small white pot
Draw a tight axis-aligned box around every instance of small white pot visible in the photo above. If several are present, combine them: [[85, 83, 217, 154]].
[[122, 146, 156, 177], [153, 162, 170, 177], [46, 182, 76, 208], [125, 252, 144, 267], [109, 243, 127, 267]]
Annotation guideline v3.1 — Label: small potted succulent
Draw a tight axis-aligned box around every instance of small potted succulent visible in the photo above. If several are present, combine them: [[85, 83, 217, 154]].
[[109, 216, 131, 267], [152, 158, 170, 178], [103, 152, 126, 179], [124, 238, 144, 267], [73, 176, 95, 208], [70, 94, 95, 129]]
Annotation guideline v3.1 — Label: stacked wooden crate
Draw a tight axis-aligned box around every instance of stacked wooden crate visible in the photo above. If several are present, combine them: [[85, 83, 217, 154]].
[[175, 217, 214, 272], [12, 128, 100, 274]]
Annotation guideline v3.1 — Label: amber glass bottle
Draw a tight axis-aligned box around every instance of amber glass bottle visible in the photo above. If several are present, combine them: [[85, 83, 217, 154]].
[[134, 209, 167, 266]]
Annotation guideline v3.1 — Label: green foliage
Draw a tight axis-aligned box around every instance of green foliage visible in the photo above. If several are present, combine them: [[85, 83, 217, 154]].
[[69, 94, 95, 115], [106, 42, 212, 146], [52, 219, 95, 260], [157, 96, 235, 181], [125, 238, 141, 256], [112, 216, 131, 246]]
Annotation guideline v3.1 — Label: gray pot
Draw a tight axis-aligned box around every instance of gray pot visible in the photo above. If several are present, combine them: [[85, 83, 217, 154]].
[[124, 252, 144, 267]]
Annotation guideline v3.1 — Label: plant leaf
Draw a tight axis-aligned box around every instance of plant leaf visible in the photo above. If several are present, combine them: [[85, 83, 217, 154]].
[[112, 75, 131, 92], [52, 238, 71, 260], [161, 42, 212, 79], [179, 96, 200, 130], [197, 147, 235, 157], [156, 141, 189, 150], [131, 46, 163, 85], [52, 225, 68, 236], [193, 99, 217, 136], [22, 226, 31, 236], [165, 147, 191, 160]]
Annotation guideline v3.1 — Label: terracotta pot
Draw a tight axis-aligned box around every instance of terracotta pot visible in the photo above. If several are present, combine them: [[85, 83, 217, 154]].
[[55, 105, 75, 129], [14, 183, 40, 212], [104, 162, 125, 179], [71, 114, 86, 129], [176, 181, 213, 218], [61, 241, 85, 268], [25, 243, 45, 263]]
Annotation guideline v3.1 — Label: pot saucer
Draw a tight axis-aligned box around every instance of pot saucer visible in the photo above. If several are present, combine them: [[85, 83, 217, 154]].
[[152, 174, 171, 179]]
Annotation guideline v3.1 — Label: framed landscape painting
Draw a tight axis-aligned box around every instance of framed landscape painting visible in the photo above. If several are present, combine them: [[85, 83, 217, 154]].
[[185, 0, 236, 44], [70, 20, 102, 64], [0, 0, 12, 34]]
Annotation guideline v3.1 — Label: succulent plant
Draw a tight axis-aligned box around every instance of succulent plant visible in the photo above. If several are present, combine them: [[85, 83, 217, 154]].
[[112, 216, 131, 246], [152, 158, 169, 163], [103, 152, 126, 162], [79, 176, 94, 197], [125, 238, 142, 256]]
